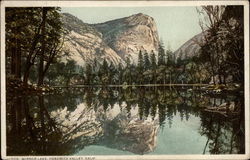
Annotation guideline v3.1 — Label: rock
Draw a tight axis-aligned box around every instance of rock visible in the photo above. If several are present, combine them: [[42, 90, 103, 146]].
[[174, 32, 206, 60], [61, 12, 160, 66], [93, 13, 159, 64], [61, 13, 124, 67]]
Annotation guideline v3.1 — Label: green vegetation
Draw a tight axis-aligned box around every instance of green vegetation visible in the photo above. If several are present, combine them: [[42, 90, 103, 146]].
[[6, 6, 244, 92], [6, 7, 64, 92], [46, 44, 211, 86], [7, 87, 244, 155], [198, 6, 244, 85], [5, 6, 245, 156]]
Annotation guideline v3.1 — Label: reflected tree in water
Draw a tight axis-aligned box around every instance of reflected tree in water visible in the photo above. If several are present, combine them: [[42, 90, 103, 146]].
[[7, 88, 245, 155]]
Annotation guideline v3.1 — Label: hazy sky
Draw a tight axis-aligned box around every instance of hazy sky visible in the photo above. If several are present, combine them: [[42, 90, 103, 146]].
[[61, 7, 202, 51]]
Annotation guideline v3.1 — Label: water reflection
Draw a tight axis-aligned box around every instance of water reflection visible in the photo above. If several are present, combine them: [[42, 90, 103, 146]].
[[6, 87, 245, 155], [199, 97, 245, 154]]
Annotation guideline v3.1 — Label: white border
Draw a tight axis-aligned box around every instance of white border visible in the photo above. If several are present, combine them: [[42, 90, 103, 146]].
[[0, 0, 249, 7], [1, 0, 6, 159], [244, 2, 250, 159], [1, 1, 249, 160]]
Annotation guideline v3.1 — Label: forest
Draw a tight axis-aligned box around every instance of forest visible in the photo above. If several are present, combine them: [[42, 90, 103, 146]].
[[6, 6, 244, 93], [5, 5, 245, 156]]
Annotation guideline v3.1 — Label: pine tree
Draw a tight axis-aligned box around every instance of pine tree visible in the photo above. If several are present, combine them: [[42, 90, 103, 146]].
[[117, 63, 123, 84], [166, 49, 174, 66], [85, 63, 92, 85], [138, 50, 144, 69], [109, 61, 116, 84], [137, 50, 144, 84], [125, 57, 131, 68], [144, 51, 150, 70], [150, 51, 157, 69], [124, 57, 132, 84], [158, 41, 165, 66], [150, 52, 157, 84], [100, 59, 109, 85], [102, 59, 109, 72]]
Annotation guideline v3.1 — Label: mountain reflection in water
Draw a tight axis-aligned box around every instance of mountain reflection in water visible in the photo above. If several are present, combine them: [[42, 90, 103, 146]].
[[6, 87, 245, 155]]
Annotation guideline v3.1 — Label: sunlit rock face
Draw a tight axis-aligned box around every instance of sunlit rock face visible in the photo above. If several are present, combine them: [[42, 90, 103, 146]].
[[61, 13, 125, 66], [50, 102, 159, 154], [94, 13, 160, 64], [61, 13, 160, 66]]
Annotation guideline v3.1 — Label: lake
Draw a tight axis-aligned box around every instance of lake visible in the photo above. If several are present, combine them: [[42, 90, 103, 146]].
[[6, 87, 245, 155]]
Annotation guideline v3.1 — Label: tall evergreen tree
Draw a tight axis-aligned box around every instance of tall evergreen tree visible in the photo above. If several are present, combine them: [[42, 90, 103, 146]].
[[109, 61, 116, 84], [85, 63, 92, 85], [117, 63, 123, 85], [166, 49, 174, 66], [125, 57, 131, 68], [102, 59, 109, 72], [150, 51, 157, 69], [137, 50, 144, 84], [138, 50, 144, 70], [144, 51, 150, 70], [158, 41, 165, 66], [92, 57, 99, 73], [100, 59, 109, 85], [150, 52, 157, 84]]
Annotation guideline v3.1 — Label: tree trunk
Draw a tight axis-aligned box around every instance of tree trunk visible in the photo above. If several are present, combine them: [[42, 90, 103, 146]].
[[23, 63, 32, 86], [38, 8, 48, 86], [11, 26, 22, 79], [16, 41, 21, 79], [218, 74, 222, 85], [39, 96, 45, 152], [11, 46, 16, 76], [23, 10, 45, 86]]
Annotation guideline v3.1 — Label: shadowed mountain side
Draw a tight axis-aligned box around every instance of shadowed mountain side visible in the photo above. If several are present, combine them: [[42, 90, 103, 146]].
[[174, 32, 206, 60]]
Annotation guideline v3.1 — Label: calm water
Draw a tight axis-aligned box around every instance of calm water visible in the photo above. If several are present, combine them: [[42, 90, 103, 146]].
[[6, 87, 245, 155]]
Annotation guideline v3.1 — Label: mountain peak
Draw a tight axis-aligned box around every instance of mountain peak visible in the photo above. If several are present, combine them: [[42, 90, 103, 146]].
[[62, 12, 159, 66], [126, 13, 154, 26], [93, 13, 159, 63], [133, 13, 149, 17]]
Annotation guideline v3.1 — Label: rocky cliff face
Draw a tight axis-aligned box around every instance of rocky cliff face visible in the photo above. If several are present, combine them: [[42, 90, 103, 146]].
[[61, 13, 160, 66], [61, 13, 124, 66], [174, 32, 206, 60], [93, 13, 159, 63]]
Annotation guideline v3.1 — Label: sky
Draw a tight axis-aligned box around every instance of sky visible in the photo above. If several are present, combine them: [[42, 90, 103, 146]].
[[61, 7, 202, 51]]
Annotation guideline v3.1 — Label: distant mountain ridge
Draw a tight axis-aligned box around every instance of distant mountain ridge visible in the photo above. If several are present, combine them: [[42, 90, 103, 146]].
[[61, 13, 160, 66], [173, 32, 206, 60]]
